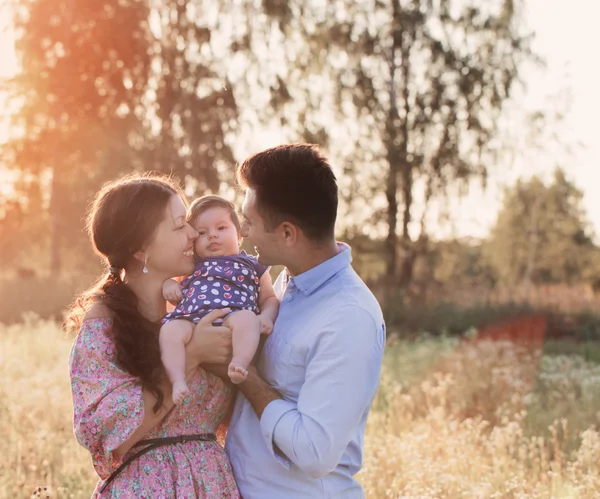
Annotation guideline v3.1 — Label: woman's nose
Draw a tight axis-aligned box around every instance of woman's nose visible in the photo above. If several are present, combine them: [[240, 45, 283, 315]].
[[188, 225, 199, 239]]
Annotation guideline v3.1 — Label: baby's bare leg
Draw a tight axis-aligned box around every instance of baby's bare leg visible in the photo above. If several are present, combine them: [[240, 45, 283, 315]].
[[159, 320, 194, 405], [223, 310, 261, 384]]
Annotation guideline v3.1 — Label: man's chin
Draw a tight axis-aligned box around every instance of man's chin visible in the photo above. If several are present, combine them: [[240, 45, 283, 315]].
[[256, 253, 268, 265]]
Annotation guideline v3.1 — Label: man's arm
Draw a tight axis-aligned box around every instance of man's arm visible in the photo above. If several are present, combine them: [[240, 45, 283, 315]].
[[237, 366, 282, 418], [254, 306, 385, 478]]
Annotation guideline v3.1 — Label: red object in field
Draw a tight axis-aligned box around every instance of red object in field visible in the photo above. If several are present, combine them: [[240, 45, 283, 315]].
[[471, 314, 547, 346]]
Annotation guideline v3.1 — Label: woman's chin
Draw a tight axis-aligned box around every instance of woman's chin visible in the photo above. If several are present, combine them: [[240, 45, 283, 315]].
[[180, 261, 196, 275]]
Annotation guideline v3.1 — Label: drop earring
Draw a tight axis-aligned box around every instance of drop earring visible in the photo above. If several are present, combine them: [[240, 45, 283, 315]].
[[143, 256, 149, 275]]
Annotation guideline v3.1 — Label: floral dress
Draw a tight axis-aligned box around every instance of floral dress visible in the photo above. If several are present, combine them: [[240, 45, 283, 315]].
[[69, 318, 240, 498]]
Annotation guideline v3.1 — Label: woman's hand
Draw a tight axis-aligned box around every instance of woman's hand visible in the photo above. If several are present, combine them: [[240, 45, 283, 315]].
[[185, 309, 233, 378]]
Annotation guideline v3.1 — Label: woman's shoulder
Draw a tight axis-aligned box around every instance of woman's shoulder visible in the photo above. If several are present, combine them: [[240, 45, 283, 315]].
[[70, 304, 115, 365], [83, 302, 114, 322]]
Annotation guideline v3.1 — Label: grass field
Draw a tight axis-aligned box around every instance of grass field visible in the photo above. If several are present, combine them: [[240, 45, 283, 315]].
[[2, 317, 600, 498]]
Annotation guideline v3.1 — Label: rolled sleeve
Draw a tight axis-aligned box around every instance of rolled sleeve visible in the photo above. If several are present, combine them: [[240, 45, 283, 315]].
[[260, 398, 296, 469], [262, 306, 384, 479]]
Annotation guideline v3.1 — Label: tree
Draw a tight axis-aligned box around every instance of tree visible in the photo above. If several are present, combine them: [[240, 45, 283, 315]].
[[260, 0, 535, 285], [483, 168, 597, 287], [1, 0, 244, 273]]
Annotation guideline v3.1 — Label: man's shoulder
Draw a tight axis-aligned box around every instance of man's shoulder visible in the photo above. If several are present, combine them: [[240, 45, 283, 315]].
[[310, 268, 384, 337], [335, 267, 382, 315]]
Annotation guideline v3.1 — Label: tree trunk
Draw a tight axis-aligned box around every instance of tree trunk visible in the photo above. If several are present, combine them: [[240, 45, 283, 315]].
[[384, 40, 400, 279], [385, 155, 399, 279], [397, 20, 414, 287], [49, 168, 61, 276], [522, 193, 542, 299]]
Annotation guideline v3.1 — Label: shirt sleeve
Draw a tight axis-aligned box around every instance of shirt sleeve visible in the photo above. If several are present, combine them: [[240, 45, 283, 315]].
[[69, 318, 145, 479], [259, 306, 385, 478]]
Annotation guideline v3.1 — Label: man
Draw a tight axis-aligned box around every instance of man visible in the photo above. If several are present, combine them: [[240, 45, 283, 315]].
[[226, 144, 385, 498]]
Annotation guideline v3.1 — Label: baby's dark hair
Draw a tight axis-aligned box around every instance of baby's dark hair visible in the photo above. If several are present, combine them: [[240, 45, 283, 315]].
[[187, 195, 242, 235]]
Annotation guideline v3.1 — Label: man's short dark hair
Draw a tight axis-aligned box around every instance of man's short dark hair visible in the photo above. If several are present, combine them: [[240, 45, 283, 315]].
[[236, 144, 338, 242]]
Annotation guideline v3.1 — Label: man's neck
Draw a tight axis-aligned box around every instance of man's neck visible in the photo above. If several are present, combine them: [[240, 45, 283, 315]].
[[286, 240, 340, 277]]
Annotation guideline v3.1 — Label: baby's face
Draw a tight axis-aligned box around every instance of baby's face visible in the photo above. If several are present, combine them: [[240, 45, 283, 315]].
[[191, 207, 240, 258]]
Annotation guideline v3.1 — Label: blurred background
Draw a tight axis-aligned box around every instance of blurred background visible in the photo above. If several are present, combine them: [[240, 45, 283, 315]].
[[2, 0, 600, 497], [1, 0, 599, 339]]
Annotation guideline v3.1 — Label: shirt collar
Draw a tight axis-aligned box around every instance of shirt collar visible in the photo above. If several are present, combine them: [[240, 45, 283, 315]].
[[286, 242, 352, 296]]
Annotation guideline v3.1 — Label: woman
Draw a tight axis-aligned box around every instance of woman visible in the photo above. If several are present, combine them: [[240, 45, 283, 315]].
[[67, 174, 240, 497]]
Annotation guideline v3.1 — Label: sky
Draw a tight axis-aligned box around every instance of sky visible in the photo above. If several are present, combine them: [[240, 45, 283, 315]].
[[445, 0, 600, 240], [0, 1, 599, 239]]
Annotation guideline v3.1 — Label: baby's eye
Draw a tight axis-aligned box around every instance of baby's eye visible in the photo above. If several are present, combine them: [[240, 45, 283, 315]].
[[218, 226, 227, 231], [198, 230, 207, 236]]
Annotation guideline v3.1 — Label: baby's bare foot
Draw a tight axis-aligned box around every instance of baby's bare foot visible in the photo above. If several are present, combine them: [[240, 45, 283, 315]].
[[228, 363, 248, 384], [172, 380, 190, 405]]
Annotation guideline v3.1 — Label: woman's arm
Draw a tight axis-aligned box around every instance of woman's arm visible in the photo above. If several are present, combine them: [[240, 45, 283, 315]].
[[76, 304, 177, 460], [118, 308, 236, 456], [74, 305, 234, 469], [113, 379, 174, 458]]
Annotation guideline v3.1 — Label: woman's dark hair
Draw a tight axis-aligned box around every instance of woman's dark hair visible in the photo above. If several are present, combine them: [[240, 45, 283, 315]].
[[66, 173, 184, 411], [187, 195, 242, 235], [236, 144, 338, 242]]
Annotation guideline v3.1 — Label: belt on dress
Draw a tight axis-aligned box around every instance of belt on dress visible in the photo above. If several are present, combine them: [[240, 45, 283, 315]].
[[99, 433, 217, 493]]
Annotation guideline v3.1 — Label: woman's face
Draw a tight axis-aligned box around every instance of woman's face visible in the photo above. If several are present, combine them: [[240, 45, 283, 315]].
[[145, 194, 198, 278]]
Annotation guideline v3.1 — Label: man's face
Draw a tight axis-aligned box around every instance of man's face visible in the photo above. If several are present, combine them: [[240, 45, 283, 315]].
[[241, 188, 282, 266]]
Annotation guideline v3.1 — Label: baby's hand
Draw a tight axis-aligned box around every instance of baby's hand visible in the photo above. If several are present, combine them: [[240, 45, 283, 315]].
[[258, 314, 274, 335], [162, 279, 183, 305]]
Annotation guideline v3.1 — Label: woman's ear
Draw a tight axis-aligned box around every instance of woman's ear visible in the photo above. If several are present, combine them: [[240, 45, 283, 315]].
[[133, 249, 146, 265]]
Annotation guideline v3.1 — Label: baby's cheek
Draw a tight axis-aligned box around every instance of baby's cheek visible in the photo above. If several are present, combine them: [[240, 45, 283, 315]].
[[194, 238, 205, 257]]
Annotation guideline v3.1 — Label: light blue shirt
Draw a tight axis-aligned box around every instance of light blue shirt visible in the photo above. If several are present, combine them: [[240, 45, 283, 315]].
[[226, 244, 385, 498]]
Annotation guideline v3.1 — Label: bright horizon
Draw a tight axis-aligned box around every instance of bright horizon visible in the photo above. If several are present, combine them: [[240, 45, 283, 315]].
[[0, 1, 599, 241]]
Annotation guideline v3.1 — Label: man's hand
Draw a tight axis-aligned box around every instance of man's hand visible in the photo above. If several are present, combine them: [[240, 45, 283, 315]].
[[203, 363, 231, 383], [237, 365, 282, 419], [162, 278, 183, 306], [258, 314, 274, 335]]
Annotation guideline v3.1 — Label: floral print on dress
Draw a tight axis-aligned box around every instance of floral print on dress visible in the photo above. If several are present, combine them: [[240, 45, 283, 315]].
[[69, 318, 240, 498]]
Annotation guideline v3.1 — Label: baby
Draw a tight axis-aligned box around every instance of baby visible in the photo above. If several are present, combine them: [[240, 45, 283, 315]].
[[160, 195, 279, 405]]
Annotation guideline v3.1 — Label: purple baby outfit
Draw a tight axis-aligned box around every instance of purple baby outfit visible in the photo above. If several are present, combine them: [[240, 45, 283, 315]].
[[162, 251, 268, 325]]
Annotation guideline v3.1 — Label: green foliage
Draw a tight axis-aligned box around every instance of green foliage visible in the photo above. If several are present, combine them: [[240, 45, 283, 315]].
[[0, 0, 259, 271], [483, 167, 599, 285], [386, 300, 535, 337], [261, 0, 536, 279]]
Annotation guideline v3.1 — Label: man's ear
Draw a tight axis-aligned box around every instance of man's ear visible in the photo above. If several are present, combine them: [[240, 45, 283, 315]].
[[280, 221, 298, 247]]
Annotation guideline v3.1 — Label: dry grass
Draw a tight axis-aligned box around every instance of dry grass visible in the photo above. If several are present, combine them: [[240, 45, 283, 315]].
[[2, 318, 600, 498]]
